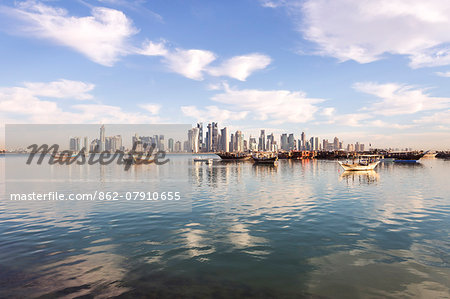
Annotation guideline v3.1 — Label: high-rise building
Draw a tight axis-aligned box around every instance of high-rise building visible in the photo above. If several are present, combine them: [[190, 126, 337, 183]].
[[188, 128, 199, 153], [69, 137, 80, 152], [280, 133, 288, 150], [258, 130, 266, 151], [235, 130, 243, 152], [230, 133, 234, 152], [220, 127, 229, 152], [314, 137, 319, 151], [168, 138, 174, 152], [323, 139, 329, 151], [197, 123, 203, 151], [175, 141, 182, 152], [267, 133, 275, 152], [159, 135, 165, 151], [301, 132, 306, 150], [83, 137, 88, 151], [309, 137, 315, 151], [288, 134, 295, 150], [333, 137, 339, 150], [100, 125, 105, 152], [206, 122, 219, 152], [249, 137, 257, 151]]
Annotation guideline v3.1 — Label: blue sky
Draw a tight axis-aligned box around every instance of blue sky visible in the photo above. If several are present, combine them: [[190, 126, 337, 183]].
[[1, 0, 450, 149]]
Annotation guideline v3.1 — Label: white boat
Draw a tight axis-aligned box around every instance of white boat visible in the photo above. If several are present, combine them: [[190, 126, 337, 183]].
[[338, 155, 381, 171]]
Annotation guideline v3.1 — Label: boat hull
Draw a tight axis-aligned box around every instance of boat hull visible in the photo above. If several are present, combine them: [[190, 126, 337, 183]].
[[253, 157, 278, 165], [217, 153, 251, 161], [338, 161, 380, 171]]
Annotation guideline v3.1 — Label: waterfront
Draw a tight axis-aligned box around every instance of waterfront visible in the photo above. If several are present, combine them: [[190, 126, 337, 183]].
[[0, 155, 449, 298]]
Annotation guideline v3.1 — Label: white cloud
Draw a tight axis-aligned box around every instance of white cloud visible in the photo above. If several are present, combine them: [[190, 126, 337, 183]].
[[278, 0, 450, 68], [163, 49, 217, 80], [0, 80, 162, 124], [137, 42, 271, 81], [136, 40, 168, 56], [368, 120, 413, 129], [207, 53, 272, 81], [320, 107, 335, 116], [436, 71, 450, 77], [211, 86, 324, 124], [139, 103, 161, 115], [9, 0, 138, 66], [415, 110, 450, 125], [181, 105, 248, 123], [23, 79, 95, 100], [354, 82, 450, 116]]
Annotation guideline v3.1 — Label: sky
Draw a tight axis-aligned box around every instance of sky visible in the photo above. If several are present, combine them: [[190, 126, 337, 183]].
[[0, 0, 450, 150]]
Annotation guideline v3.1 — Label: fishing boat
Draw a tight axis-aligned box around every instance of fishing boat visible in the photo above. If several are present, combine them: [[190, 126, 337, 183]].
[[436, 152, 450, 159], [422, 151, 437, 159], [338, 155, 381, 171], [388, 151, 425, 163], [252, 152, 278, 165], [216, 152, 251, 161]]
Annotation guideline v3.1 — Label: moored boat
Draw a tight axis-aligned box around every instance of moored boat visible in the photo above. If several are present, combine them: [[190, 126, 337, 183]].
[[338, 155, 381, 171], [387, 151, 425, 163], [252, 152, 278, 165], [216, 152, 251, 161]]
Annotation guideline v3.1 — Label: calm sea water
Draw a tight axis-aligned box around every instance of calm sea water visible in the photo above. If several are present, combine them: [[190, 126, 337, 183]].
[[0, 155, 449, 298]]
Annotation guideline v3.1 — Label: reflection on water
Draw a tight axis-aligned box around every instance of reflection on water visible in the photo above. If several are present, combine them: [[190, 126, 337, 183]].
[[340, 170, 379, 185], [0, 156, 449, 298]]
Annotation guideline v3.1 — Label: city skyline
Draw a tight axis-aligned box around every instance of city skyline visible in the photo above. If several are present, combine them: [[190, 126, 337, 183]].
[[0, 1, 450, 149], [4, 124, 189, 151]]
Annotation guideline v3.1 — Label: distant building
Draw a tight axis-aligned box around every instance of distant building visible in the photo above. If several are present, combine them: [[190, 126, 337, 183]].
[[333, 137, 339, 150], [235, 130, 243, 152], [188, 128, 199, 153], [220, 127, 229, 152], [249, 136, 257, 151], [258, 130, 266, 151], [69, 137, 80, 152], [168, 138, 174, 152], [174, 141, 182, 152], [301, 132, 306, 150], [206, 122, 219, 152], [197, 123, 203, 151], [99, 125, 105, 152], [280, 134, 288, 150]]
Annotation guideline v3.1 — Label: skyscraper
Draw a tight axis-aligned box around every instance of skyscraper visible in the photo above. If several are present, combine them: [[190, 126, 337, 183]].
[[280, 133, 288, 150], [188, 128, 199, 153], [83, 137, 88, 152], [168, 138, 174, 152], [288, 133, 295, 150], [220, 127, 229, 152], [100, 125, 105, 152], [235, 130, 243, 152], [301, 132, 306, 150], [333, 137, 340, 150], [206, 122, 219, 152], [259, 130, 266, 151], [197, 123, 203, 151]]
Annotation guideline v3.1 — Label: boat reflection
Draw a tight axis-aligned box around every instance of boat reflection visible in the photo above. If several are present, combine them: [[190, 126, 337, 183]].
[[252, 163, 278, 176], [340, 170, 379, 185]]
